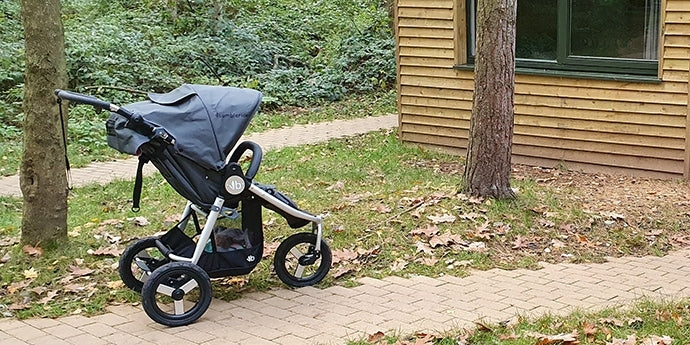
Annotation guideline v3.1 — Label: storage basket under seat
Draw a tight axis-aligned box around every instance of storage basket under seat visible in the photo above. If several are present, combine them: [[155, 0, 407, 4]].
[[159, 198, 264, 278]]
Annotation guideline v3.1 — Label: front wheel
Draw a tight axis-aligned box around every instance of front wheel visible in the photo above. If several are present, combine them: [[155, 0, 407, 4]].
[[119, 237, 169, 293], [141, 262, 212, 327], [274, 233, 331, 287]]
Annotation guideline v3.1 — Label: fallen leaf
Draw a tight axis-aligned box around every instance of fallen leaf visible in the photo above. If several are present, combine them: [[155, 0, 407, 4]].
[[132, 216, 150, 226], [38, 290, 59, 304], [391, 259, 408, 272], [551, 239, 566, 248], [475, 321, 492, 332], [326, 181, 345, 191], [23, 267, 38, 280], [90, 245, 122, 257], [100, 219, 123, 226], [409, 225, 439, 238], [607, 334, 636, 345], [582, 321, 597, 338], [0, 237, 19, 247], [429, 233, 454, 248], [459, 212, 484, 221], [468, 195, 484, 204], [427, 214, 457, 224], [599, 318, 624, 327], [415, 241, 433, 255], [22, 245, 43, 257], [512, 235, 532, 250], [331, 267, 353, 279], [9, 300, 31, 311], [331, 248, 358, 265], [263, 242, 280, 258], [530, 331, 580, 345], [416, 257, 438, 266], [69, 265, 94, 277], [640, 335, 673, 345], [367, 331, 385, 343], [411, 333, 435, 345], [6, 280, 30, 294], [467, 242, 487, 252], [1, 252, 10, 263], [627, 317, 643, 328], [106, 281, 125, 289], [218, 277, 248, 288], [372, 204, 392, 214]]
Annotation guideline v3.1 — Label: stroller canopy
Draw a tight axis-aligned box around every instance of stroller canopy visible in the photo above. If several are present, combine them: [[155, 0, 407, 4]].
[[107, 84, 262, 171]]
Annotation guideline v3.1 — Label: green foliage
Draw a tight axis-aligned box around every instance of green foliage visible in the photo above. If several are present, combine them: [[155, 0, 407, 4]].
[[0, 0, 394, 174]]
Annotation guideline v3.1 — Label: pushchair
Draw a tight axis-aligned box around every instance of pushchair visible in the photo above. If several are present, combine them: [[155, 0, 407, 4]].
[[55, 84, 332, 327]]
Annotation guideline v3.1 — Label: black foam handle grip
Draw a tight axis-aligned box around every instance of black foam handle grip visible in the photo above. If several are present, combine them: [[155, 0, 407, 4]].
[[55, 89, 113, 112], [229, 141, 263, 180]]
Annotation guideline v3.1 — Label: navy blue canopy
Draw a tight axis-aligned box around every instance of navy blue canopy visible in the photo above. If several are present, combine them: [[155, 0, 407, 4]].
[[106, 84, 262, 171]]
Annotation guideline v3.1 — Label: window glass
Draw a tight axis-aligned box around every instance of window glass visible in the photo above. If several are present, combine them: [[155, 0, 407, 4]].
[[570, 0, 660, 60], [516, 0, 558, 60], [465, 0, 660, 75]]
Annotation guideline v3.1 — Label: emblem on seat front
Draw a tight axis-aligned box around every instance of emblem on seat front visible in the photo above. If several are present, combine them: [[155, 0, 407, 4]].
[[225, 176, 246, 195]]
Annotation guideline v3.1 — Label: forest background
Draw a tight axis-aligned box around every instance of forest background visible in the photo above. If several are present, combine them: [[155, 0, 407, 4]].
[[0, 0, 396, 175]]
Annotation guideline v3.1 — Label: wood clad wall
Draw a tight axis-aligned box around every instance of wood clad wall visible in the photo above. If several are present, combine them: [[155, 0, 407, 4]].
[[397, 0, 690, 179]]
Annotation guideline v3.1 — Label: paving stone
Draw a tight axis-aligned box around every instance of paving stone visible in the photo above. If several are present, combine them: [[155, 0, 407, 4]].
[[8, 324, 48, 341], [64, 332, 108, 345], [27, 334, 71, 345], [80, 322, 118, 337]]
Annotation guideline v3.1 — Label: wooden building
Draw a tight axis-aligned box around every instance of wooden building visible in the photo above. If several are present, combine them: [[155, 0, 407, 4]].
[[396, 0, 690, 179]]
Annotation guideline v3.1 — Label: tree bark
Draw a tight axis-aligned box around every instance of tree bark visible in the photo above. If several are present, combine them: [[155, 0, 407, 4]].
[[463, 0, 517, 199], [20, 0, 68, 244]]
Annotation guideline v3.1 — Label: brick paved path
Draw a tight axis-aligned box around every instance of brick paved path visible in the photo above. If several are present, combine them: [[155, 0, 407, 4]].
[[2, 114, 690, 344]]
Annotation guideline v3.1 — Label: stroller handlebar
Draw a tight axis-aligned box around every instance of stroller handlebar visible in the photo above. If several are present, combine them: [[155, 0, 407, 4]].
[[54, 89, 175, 145], [228, 141, 262, 180], [55, 89, 120, 114]]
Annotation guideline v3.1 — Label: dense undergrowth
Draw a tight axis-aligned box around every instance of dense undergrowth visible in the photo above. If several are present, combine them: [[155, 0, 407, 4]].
[[0, 0, 395, 165]]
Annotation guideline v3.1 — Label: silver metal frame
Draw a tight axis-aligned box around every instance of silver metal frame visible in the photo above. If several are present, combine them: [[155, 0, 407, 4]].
[[167, 184, 323, 265]]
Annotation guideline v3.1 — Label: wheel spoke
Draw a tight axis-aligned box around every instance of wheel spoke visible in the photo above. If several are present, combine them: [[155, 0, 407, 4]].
[[137, 271, 150, 283], [294, 264, 305, 278], [180, 279, 198, 293], [156, 284, 175, 296], [174, 300, 185, 315], [289, 247, 303, 259]]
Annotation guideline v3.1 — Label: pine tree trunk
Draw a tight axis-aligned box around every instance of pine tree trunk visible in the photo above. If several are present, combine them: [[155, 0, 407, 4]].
[[463, 0, 517, 199], [20, 0, 68, 244]]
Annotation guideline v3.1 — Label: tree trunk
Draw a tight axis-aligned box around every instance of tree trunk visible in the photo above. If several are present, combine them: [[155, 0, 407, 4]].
[[20, 0, 68, 244], [463, 0, 517, 199]]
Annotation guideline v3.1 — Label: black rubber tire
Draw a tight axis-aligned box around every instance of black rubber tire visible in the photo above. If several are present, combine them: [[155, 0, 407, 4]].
[[119, 237, 169, 293], [141, 261, 212, 327], [273, 233, 332, 287]]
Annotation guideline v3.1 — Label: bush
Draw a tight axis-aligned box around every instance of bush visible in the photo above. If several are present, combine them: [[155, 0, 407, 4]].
[[0, 0, 395, 136]]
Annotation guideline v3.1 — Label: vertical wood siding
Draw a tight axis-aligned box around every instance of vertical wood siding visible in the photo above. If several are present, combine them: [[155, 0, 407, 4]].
[[397, 0, 690, 179]]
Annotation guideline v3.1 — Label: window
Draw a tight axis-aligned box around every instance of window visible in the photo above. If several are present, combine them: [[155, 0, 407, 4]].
[[466, 0, 661, 76]]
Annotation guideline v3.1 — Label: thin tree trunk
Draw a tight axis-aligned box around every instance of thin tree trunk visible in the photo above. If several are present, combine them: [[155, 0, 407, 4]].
[[463, 0, 517, 199], [20, 0, 69, 244]]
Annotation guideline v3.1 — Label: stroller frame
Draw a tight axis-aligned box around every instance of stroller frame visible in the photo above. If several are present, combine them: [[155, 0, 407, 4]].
[[55, 86, 332, 327], [171, 188, 324, 266]]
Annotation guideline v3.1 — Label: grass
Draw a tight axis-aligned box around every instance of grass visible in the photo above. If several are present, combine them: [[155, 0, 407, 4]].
[[0, 89, 396, 176], [350, 298, 690, 344], [1, 129, 689, 320]]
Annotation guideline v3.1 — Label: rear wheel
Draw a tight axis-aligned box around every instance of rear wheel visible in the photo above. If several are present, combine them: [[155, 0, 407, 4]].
[[119, 237, 169, 293], [141, 262, 212, 327], [274, 233, 331, 287]]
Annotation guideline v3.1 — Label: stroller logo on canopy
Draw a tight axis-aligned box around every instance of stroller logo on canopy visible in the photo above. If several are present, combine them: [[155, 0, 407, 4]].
[[224, 176, 246, 195]]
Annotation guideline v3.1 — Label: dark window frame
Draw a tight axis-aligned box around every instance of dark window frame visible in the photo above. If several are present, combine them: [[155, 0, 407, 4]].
[[464, 0, 661, 77]]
